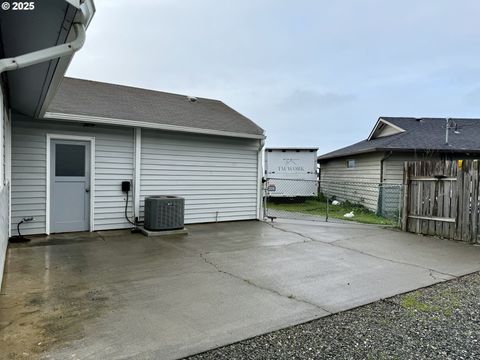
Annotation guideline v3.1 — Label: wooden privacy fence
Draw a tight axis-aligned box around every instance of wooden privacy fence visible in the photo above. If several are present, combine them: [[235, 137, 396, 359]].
[[402, 160, 480, 243]]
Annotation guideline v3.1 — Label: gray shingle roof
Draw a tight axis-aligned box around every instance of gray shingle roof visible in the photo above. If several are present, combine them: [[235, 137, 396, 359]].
[[46, 77, 264, 137], [318, 117, 480, 161]]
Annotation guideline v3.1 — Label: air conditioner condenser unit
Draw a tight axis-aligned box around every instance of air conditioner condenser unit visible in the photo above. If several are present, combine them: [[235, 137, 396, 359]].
[[144, 196, 185, 231]]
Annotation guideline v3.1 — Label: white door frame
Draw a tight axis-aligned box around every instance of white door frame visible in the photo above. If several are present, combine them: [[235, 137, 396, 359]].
[[46, 134, 95, 235]]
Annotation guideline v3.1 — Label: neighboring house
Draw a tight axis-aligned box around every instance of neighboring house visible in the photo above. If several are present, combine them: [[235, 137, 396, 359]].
[[0, 0, 96, 286], [12, 78, 265, 235], [318, 117, 480, 214]]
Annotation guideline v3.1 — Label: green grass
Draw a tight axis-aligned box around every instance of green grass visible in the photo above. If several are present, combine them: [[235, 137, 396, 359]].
[[400, 292, 440, 313], [400, 290, 461, 317], [267, 197, 395, 226]]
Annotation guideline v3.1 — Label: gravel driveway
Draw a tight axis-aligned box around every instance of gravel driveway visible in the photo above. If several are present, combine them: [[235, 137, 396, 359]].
[[186, 272, 480, 360]]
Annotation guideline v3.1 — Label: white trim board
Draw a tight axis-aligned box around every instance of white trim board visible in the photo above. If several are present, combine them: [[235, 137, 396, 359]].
[[256, 140, 265, 220], [133, 128, 141, 220], [44, 112, 266, 140], [46, 133, 95, 235], [367, 118, 406, 141]]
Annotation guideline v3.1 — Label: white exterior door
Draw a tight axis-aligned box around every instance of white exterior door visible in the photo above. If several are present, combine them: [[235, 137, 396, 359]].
[[50, 140, 90, 233]]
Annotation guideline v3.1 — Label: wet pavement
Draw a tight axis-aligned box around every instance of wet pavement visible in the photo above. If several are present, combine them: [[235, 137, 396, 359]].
[[1, 219, 480, 359]]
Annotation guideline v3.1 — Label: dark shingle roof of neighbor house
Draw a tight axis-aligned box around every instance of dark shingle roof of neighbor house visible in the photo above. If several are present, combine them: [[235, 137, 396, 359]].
[[46, 77, 264, 137], [318, 117, 480, 161]]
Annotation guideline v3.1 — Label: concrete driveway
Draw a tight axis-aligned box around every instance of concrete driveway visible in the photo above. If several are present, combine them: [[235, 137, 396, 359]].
[[1, 220, 480, 359]]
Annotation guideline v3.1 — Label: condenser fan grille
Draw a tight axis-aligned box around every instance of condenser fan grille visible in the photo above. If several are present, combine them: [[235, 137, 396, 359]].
[[144, 196, 184, 231]]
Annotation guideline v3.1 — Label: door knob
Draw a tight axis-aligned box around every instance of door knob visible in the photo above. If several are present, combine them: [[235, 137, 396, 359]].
[[85, 188, 90, 193]]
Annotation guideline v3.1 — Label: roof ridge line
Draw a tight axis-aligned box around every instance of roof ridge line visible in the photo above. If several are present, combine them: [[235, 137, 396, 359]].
[[63, 76, 222, 103]]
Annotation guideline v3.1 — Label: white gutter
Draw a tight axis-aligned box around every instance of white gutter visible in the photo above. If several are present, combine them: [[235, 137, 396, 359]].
[[44, 112, 267, 140], [0, 22, 86, 75]]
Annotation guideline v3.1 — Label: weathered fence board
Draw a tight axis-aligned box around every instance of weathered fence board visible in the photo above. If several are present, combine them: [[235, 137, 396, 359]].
[[402, 160, 480, 244]]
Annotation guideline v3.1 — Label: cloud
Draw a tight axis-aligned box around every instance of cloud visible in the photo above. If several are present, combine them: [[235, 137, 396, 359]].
[[280, 89, 356, 112], [464, 87, 480, 106], [68, 0, 480, 151]]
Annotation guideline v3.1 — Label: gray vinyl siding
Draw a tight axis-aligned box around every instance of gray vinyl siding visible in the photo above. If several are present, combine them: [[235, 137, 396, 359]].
[[320, 153, 383, 211], [320, 153, 383, 183], [140, 130, 259, 224], [382, 153, 442, 184], [382, 155, 406, 184], [11, 116, 134, 235]]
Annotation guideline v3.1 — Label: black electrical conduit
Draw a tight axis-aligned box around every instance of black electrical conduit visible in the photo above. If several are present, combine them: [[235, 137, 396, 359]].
[[124, 189, 136, 226], [124, 186, 144, 232], [9, 217, 33, 243]]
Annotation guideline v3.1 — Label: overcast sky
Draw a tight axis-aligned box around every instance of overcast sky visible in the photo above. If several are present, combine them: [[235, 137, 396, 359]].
[[68, 0, 480, 154]]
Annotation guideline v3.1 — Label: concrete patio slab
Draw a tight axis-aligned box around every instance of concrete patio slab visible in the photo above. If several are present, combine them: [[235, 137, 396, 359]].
[[1, 220, 480, 359]]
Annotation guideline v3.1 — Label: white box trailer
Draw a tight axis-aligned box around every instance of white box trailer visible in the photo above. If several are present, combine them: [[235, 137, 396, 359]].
[[265, 148, 318, 198]]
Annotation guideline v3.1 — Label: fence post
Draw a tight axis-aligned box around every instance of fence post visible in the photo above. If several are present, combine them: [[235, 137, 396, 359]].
[[326, 194, 329, 222], [397, 185, 402, 228], [471, 160, 479, 243], [263, 179, 268, 220], [401, 162, 410, 231]]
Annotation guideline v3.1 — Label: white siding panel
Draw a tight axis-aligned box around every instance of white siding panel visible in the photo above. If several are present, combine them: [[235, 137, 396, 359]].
[[320, 153, 383, 211], [383, 155, 407, 184], [11, 117, 135, 234], [321, 153, 383, 183], [140, 130, 259, 224], [383, 153, 441, 184]]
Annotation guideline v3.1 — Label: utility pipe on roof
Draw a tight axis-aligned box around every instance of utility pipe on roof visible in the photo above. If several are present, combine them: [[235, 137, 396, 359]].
[[445, 117, 451, 145], [0, 22, 86, 74]]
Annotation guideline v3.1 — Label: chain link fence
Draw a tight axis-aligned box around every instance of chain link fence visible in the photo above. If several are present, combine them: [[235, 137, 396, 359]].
[[264, 178, 403, 226]]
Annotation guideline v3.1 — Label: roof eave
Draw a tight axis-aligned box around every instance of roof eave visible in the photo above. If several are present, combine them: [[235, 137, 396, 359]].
[[37, 0, 95, 118], [266, 147, 318, 151], [44, 112, 266, 140], [318, 147, 480, 162], [318, 148, 379, 161]]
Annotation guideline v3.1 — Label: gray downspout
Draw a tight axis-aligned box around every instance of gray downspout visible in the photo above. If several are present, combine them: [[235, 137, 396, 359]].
[[378, 151, 393, 216], [380, 151, 393, 183]]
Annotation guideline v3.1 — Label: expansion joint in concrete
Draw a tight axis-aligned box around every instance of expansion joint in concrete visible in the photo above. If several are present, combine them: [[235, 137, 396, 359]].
[[265, 222, 457, 280], [199, 252, 332, 314]]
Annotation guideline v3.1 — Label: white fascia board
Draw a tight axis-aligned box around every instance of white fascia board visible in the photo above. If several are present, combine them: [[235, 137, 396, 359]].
[[37, 55, 76, 119], [80, 0, 96, 27], [266, 147, 319, 151], [367, 118, 382, 141], [66, 0, 96, 25], [65, 0, 81, 7], [44, 112, 267, 140], [367, 118, 406, 141]]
